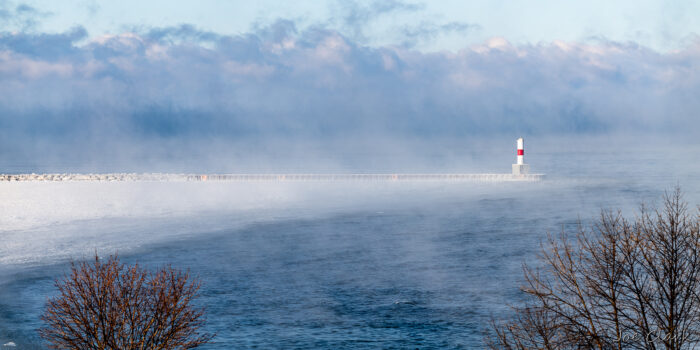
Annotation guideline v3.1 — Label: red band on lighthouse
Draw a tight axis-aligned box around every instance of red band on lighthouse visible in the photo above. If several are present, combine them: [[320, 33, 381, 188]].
[[517, 149, 524, 156]]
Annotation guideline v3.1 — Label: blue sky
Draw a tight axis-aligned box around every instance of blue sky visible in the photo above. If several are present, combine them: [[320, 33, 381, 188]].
[[15, 0, 700, 51], [0, 1, 698, 168]]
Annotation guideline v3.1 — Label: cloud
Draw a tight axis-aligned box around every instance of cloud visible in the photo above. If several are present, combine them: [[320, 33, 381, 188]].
[[341, 0, 424, 25], [0, 20, 698, 168], [0, 2, 51, 31], [336, 0, 424, 42], [146, 24, 221, 44], [80, 0, 100, 16], [0, 26, 87, 60], [400, 21, 480, 47]]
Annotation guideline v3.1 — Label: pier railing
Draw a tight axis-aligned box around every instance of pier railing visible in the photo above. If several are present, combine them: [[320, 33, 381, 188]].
[[0, 173, 544, 182]]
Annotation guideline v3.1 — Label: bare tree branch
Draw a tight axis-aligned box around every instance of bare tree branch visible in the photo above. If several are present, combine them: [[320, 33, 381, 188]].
[[39, 254, 213, 349], [488, 187, 700, 350]]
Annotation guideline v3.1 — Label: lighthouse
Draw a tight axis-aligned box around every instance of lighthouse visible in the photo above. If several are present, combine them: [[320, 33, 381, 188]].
[[512, 137, 530, 175]]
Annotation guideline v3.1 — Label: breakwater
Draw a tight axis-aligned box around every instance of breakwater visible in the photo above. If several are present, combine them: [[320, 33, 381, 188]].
[[0, 173, 544, 182]]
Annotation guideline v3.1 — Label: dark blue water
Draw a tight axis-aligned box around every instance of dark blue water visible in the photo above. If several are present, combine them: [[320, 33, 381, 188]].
[[1, 146, 698, 349]]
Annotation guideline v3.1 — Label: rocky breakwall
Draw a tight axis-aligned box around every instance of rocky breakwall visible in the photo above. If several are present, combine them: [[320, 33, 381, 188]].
[[0, 173, 190, 181]]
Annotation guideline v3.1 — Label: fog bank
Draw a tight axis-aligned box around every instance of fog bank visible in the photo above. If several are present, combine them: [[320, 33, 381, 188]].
[[0, 20, 698, 170]]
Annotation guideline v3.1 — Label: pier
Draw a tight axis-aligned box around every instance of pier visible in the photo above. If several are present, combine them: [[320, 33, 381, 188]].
[[0, 173, 544, 182], [0, 139, 545, 182]]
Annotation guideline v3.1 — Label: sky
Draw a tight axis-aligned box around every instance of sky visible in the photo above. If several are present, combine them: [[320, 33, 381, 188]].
[[11, 0, 700, 52], [0, 0, 698, 170]]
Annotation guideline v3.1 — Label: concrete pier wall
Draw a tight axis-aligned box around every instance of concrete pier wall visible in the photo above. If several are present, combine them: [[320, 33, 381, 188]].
[[0, 173, 544, 182]]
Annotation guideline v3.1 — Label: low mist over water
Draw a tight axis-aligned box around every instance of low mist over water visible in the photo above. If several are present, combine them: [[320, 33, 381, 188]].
[[1, 1, 699, 348], [0, 141, 698, 348]]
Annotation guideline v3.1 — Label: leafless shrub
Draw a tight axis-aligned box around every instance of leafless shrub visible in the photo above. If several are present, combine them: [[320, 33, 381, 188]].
[[39, 254, 213, 349], [487, 187, 700, 350]]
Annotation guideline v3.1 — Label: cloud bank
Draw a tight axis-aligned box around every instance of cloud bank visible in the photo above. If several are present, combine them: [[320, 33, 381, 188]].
[[0, 19, 698, 169]]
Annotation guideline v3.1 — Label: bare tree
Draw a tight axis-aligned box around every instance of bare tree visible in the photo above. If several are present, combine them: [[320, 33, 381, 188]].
[[487, 187, 700, 350], [39, 254, 213, 349]]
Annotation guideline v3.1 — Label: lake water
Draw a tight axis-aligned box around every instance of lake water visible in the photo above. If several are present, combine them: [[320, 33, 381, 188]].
[[0, 143, 698, 349]]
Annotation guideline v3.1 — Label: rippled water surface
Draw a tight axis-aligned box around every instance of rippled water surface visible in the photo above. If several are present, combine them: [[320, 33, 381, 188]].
[[1, 146, 698, 349]]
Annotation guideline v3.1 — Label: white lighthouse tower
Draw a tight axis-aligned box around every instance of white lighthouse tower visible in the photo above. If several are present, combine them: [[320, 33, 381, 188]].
[[512, 137, 530, 175]]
